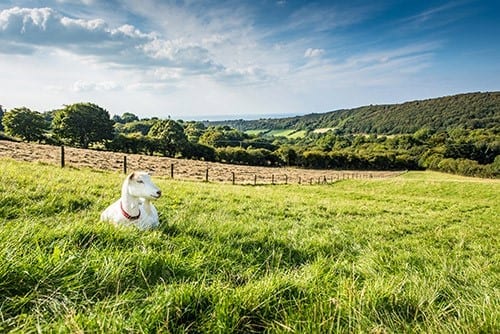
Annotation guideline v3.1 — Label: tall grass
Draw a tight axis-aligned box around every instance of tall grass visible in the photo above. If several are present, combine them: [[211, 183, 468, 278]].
[[0, 159, 498, 333]]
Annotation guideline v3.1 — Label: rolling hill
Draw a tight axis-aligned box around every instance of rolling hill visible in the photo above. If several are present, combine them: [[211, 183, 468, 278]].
[[208, 92, 500, 135]]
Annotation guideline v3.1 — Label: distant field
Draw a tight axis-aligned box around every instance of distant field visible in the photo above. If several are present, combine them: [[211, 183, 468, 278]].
[[244, 129, 269, 136], [0, 159, 498, 333], [265, 129, 300, 138], [244, 129, 307, 139], [287, 130, 307, 139], [313, 127, 336, 134]]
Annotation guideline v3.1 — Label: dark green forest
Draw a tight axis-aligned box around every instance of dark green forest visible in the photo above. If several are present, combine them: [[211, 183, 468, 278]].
[[1, 92, 499, 178], [208, 92, 500, 134]]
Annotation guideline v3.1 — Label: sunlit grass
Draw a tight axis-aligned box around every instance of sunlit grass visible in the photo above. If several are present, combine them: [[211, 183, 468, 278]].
[[265, 129, 298, 138], [244, 129, 269, 136], [0, 159, 498, 332]]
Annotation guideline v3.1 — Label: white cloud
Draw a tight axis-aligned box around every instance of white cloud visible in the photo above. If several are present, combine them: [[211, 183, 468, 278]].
[[0, 6, 223, 75], [72, 80, 121, 92], [0, 7, 53, 31], [0, 7, 136, 47], [151, 67, 183, 80], [304, 48, 325, 58], [126, 82, 171, 91], [55, 0, 95, 5], [142, 38, 203, 62], [60, 17, 106, 31], [201, 34, 228, 47], [112, 24, 155, 39], [218, 65, 272, 84]]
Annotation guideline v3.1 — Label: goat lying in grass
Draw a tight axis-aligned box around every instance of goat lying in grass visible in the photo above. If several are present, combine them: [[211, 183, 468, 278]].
[[100, 171, 162, 230]]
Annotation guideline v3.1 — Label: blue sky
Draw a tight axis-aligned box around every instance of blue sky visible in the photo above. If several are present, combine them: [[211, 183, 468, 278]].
[[0, 0, 499, 120]]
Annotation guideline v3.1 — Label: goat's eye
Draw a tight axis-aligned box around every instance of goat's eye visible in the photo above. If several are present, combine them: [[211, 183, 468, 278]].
[[137, 180, 144, 184]]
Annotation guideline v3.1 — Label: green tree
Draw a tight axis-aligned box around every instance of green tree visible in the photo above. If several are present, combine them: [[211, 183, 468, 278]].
[[119, 120, 156, 135], [52, 103, 114, 148], [0, 105, 4, 131], [275, 146, 298, 166], [182, 142, 216, 161], [199, 128, 226, 147], [199, 126, 248, 148], [184, 121, 206, 143], [113, 112, 140, 124], [2, 107, 49, 142], [147, 119, 188, 157]]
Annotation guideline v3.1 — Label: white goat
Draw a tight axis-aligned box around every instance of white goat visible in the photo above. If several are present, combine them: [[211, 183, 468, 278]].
[[100, 171, 162, 230]]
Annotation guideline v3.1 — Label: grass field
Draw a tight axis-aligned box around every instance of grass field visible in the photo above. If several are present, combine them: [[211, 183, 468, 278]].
[[0, 140, 400, 185], [265, 129, 302, 138], [286, 130, 307, 139], [245, 129, 269, 136], [0, 159, 498, 333], [244, 129, 307, 139]]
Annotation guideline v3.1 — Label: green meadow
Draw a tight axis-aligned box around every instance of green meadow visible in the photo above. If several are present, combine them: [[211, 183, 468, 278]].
[[0, 159, 498, 333], [244, 129, 307, 139]]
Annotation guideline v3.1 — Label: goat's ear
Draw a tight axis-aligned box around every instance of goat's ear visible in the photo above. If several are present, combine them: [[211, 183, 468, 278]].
[[128, 172, 136, 180]]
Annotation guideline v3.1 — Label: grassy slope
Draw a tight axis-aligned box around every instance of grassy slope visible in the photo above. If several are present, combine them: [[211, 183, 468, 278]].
[[0, 159, 498, 333], [244, 129, 307, 139]]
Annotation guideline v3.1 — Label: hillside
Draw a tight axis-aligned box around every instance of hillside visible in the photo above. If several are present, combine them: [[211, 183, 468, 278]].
[[208, 92, 500, 134]]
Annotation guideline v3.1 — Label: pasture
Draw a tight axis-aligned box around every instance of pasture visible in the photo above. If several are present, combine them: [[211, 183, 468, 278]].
[[263, 129, 305, 139], [0, 140, 399, 184], [243, 129, 307, 139], [0, 159, 498, 333]]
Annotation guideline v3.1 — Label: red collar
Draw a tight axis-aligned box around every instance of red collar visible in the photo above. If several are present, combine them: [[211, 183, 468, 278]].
[[120, 201, 140, 220]]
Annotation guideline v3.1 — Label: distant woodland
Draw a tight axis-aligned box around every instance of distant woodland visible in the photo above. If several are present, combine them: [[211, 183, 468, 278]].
[[208, 92, 500, 134], [1, 92, 499, 178]]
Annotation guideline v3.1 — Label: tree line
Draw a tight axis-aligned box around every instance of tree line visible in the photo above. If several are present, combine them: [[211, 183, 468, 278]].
[[0, 102, 498, 178]]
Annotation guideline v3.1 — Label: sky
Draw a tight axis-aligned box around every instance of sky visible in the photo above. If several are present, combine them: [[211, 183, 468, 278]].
[[0, 0, 499, 120]]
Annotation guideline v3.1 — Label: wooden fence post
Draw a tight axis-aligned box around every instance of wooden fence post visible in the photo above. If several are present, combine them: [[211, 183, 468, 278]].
[[232, 172, 235, 185], [272, 174, 275, 185], [123, 156, 127, 174], [60, 146, 65, 168], [285, 175, 288, 185], [170, 163, 174, 179], [205, 168, 209, 182], [298, 177, 301, 185], [254, 175, 257, 186]]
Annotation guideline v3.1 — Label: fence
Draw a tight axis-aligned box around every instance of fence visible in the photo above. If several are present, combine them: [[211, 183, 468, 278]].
[[0, 141, 404, 185]]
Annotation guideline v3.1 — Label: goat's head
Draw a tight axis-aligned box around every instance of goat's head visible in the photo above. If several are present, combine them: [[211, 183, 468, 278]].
[[124, 171, 162, 200]]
